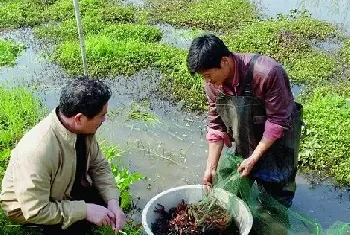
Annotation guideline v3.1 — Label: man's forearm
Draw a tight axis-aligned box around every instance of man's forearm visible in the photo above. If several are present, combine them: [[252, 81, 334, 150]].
[[238, 136, 276, 177], [206, 140, 224, 170], [250, 136, 274, 162]]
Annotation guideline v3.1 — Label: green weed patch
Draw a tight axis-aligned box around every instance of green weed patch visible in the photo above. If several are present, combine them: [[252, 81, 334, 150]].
[[0, 0, 46, 29], [223, 10, 341, 84], [53, 35, 161, 76], [299, 83, 350, 185], [0, 86, 44, 177], [35, 18, 161, 43], [339, 39, 350, 75], [0, 40, 25, 66], [145, 0, 258, 30]]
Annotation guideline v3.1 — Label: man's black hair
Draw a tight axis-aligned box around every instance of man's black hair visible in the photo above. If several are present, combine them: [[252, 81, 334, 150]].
[[59, 76, 111, 119], [187, 34, 231, 75]]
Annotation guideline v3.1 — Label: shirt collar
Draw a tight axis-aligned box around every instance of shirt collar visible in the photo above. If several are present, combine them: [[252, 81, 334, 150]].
[[220, 53, 240, 95]]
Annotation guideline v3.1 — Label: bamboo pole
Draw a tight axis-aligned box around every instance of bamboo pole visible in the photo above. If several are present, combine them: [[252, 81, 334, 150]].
[[73, 0, 88, 76]]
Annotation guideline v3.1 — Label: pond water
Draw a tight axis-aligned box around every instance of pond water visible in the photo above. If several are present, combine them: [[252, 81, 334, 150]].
[[258, 0, 350, 32], [1, 0, 350, 232]]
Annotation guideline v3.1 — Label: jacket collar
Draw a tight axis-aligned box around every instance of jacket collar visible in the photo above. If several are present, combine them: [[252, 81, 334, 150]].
[[51, 108, 77, 148]]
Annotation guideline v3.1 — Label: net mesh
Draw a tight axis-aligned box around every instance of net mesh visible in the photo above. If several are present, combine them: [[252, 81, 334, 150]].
[[204, 150, 350, 235]]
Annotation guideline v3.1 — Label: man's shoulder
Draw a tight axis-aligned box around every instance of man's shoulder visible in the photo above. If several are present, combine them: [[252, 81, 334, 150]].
[[236, 53, 281, 73], [13, 113, 58, 157]]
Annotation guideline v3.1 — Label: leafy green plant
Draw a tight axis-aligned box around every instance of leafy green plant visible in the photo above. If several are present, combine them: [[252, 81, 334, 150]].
[[94, 221, 143, 235], [35, 16, 108, 42], [284, 51, 337, 84], [43, 0, 140, 23], [223, 9, 341, 85], [0, 0, 46, 29], [299, 83, 350, 185], [102, 144, 145, 212], [146, 0, 259, 30], [53, 35, 164, 76], [0, 87, 44, 178], [128, 101, 159, 123], [339, 39, 350, 75], [0, 40, 25, 66]]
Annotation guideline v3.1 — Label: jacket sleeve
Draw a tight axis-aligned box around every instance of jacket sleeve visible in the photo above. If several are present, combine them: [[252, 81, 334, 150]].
[[88, 139, 119, 203], [262, 66, 294, 141], [204, 82, 232, 147], [13, 148, 86, 229]]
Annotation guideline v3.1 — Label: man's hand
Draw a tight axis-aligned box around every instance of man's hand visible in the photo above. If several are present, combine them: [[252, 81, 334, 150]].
[[204, 141, 224, 187], [203, 168, 216, 187], [107, 199, 126, 232], [238, 136, 275, 177], [237, 156, 257, 177], [86, 203, 115, 226]]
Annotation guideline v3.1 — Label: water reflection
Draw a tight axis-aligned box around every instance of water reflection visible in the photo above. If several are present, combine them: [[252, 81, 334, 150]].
[[258, 0, 350, 32]]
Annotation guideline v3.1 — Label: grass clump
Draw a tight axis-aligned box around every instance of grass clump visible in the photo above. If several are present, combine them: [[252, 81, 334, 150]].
[[94, 221, 143, 235], [35, 16, 108, 42], [145, 0, 259, 30], [0, 40, 25, 66], [53, 35, 162, 76], [128, 101, 159, 123], [0, 86, 44, 177], [0, 0, 46, 29], [299, 83, 350, 185], [0, 0, 145, 30], [44, 0, 140, 23], [284, 51, 337, 84], [339, 39, 350, 78], [35, 18, 161, 43]]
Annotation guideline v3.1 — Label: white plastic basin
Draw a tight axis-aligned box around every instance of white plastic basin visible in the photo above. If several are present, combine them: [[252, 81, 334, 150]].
[[142, 184, 253, 235]]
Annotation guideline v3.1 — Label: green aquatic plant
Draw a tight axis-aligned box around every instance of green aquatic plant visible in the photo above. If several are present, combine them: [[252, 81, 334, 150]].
[[128, 101, 159, 123], [35, 17, 161, 43], [0, 0, 47, 29], [299, 83, 350, 185], [0, 40, 25, 66], [102, 143, 145, 212], [53, 35, 163, 76], [0, 87, 44, 176], [145, 0, 259, 30], [223, 9, 341, 84], [339, 39, 350, 77], [94, 221, 143, 235]]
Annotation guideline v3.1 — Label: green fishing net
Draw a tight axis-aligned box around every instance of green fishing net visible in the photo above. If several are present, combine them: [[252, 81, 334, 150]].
[[210, 150, 350, 235]]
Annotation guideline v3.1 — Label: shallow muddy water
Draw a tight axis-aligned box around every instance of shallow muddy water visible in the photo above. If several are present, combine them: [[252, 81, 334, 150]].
[[0, 14, 349, 233]]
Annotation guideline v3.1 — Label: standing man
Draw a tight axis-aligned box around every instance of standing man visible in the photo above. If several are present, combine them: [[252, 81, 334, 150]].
[[187, 34, 302, 208], [1, 77, 126, 234]]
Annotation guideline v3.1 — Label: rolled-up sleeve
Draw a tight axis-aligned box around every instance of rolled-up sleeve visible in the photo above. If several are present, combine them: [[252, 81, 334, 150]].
[[262, 66, 294, 141], [88, 139, 119, 203], [13, 148, 86, 229], [204, 83, 232, 147]]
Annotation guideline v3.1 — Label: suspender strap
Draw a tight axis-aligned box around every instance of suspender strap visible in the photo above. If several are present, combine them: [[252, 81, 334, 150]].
[[243, 54, 261, 96]]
